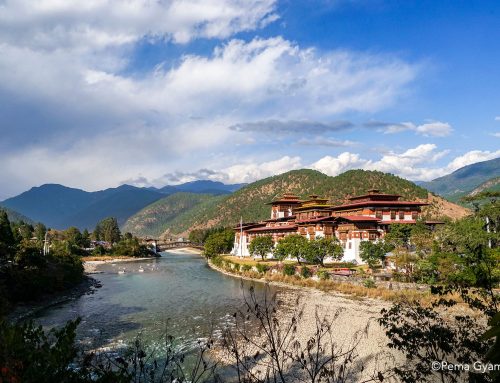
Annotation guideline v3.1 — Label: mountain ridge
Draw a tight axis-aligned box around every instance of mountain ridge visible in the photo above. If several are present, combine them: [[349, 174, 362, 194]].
[[1, 180, 244, 230], [419, 157, 500, 201]]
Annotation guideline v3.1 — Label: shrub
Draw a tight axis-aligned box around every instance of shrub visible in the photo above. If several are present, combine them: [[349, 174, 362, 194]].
[[283, 264, 296, 276], [233, 263, 241, 272], [300, 266, 311, 279], [317, 270, 330, 280], [363, 278, 376, 288], [242, 264, 252, 272], [255, 264, 269, 274], [211, 256, 223, 267]]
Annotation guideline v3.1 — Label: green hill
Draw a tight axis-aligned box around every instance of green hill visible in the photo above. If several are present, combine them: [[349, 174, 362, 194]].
[[136, 169, 431, 236], [419, 157, 500, 202], [0, 206, 34, 224], [122, 192, 223, 237], [467, 176, 500, 197]]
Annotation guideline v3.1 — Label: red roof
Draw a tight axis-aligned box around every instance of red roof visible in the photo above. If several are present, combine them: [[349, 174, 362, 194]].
[[338, 215, 381, 222], [348, 193, 401, 201], [330, 200, 428, 210], [246, 224, 297, 233], [295, 216, 336, 224], [264, 215, 296, 222], [380, 220, 417, 224]]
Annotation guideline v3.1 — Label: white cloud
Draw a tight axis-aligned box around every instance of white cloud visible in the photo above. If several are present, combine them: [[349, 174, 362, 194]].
[[0, 0, 423, 197], [492, 132, 500, 138], [495, 116, 500, 121], [310, 152, 367, 175], [413, 122, 453, 137], [308, 145, 500, 182], [205, 146, 499, 184], [445, 150, 500, 171], [296, 137, 358, 147], [217, 156, 302, 184], [43, 144, 497, 198], [0, 0, 278, 49], [367, 120, 453, 137]]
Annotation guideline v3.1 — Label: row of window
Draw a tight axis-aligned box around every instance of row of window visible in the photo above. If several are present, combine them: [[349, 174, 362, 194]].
[[375, 210, 418, 220]]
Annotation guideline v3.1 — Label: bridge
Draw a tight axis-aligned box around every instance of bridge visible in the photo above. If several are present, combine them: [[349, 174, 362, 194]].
[[141, 238, 203, 253]]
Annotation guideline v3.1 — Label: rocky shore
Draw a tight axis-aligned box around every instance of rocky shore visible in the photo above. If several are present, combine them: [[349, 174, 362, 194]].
[[207, 260, 402, 381]]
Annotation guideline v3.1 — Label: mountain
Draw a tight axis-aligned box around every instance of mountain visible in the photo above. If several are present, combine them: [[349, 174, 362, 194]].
[[128, 169, 468, 238], [58, 186, 167, 229], [1, 184, 165, 230], [467, 176, 500, 197], [122, 192, 223, 237], [156, 180, 246, 195], [0, 206, 34, 224], [419, 157, 500, 202], [1, 180, 245, 230]]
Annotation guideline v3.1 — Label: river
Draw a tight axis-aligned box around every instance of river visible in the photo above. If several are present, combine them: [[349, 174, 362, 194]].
[[30, 250, 277, 352]]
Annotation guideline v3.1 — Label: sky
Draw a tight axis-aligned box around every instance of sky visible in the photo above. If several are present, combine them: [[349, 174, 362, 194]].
[[0, 0, 499, 199]]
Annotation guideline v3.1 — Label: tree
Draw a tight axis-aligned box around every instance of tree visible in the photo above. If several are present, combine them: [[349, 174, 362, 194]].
[[248, 235, 274, 260], [94, 217, 121, 243], [380, 199, 500, 383], [410, 220, 433, 256], [65, 227, 83, 247], [11, 221, 33, 243], [305, 236, 343, 266], [359, 241, 389, 269], [203, 229, 235, 258], [33, 223, 47, 246], [81, 229, 91, 248], [188, 229, 205, 245], [0, 210, 15, 261], [273, 234, 308, 264], [14, 240, 46, 269], [384, 223, 412, 248]]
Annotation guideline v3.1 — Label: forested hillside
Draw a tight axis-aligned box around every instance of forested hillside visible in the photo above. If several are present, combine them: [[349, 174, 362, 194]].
[[122, 192, 223, 237], [127, 169, 456, 237]]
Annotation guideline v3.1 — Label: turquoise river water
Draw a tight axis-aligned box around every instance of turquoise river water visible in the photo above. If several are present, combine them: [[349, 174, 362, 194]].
[[30, 250, 278, 352]]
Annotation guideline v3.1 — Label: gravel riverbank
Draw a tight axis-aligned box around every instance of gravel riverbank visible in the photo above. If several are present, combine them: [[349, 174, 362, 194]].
[[206, 260, 402, 381]]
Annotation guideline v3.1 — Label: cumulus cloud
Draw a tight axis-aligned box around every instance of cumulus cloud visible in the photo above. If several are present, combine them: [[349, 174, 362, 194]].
[[0, 0, 278, 48], [95, 145, 500, 193], [365, 120, 453, 137], [308, 145, 499, 181], [310, 152, 367, 175], [150, 169, 223, 185], [218, 156, 302, 184], [492, 132, 500, 138], [445, 150, 500, 171], [0, 0, 423, 198]]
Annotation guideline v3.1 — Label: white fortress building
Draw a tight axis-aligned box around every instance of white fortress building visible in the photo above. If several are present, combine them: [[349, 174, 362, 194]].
[[232, 190, 440, 264]]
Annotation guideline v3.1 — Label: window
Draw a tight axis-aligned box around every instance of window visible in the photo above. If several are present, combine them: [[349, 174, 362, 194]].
[[412, 211, 418, 220], [348, 242, 352, 249], [399, 211, 405, 220], [375, 210, 382, 219], [390, 210, 396, 220]]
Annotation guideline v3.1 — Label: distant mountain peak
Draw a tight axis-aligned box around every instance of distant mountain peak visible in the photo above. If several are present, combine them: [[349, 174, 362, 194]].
[[420, 157, 500, 202]]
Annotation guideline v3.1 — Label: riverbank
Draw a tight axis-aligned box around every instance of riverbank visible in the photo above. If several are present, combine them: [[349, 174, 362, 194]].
[[8, 276, 100, 322], [83, 256, 156, 273], [207, 260, 402, 380]]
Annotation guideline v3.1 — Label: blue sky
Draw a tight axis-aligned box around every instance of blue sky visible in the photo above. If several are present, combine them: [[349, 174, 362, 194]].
[[0, 0, 499, 199]]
